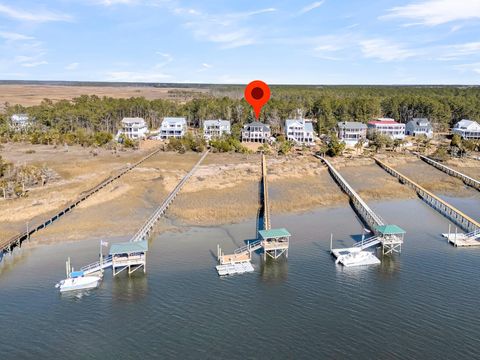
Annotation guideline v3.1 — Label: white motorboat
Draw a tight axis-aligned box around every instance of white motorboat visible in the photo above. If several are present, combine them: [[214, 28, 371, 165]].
[[335, 249, 380, 267], [55, 271, 101, 292]]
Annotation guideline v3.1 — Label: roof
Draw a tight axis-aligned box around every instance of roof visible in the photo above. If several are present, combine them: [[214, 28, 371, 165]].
[[285, 119, 314, 132], [368, 120, 402, 125], [122, 117, 146, 124], [338, 121, 367, 129], [375, 224, 406, 235], [109, 240, 149, 255], [258, 228, 291, 239], [163, 117, 186, 124], [455, 119, 480, 129], [244, 121, 270, 130], [408, 118, 431, 127], [204, 119, 230, 127]]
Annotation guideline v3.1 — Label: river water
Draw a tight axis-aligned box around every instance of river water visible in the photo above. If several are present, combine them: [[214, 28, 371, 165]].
[[1, 195, 480, 359]]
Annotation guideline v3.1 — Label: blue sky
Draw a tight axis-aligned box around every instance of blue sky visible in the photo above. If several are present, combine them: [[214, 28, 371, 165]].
[[0, 0, 480, 84]]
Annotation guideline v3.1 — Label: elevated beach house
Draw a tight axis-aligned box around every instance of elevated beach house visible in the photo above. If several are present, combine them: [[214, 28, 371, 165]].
[[367, 117, 405, 140], [203, 119, 231, 140], [10, 114, 32, 130], [405, 118, 433, 138], [337, 121, 367, 145], [117, 117, 148, 140], [159, 117, 187, 139], [285, 119, 315, 146], [452, 119, 480, 140], [241, 122, 271, 143]]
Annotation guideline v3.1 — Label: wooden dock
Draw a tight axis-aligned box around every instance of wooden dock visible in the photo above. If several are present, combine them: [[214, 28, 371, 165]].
[[78, 150, 210, 276], [374, 157, 480, 233], [216, 154, 291, 274], [318, 156, 405, 255], [415, 153, 480, 191], [0, 147, 163, 259]]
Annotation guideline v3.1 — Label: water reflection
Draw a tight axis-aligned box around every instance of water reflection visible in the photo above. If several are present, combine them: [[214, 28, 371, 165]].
[[111, 272, 148, 303], [259, 258, 288, 283]]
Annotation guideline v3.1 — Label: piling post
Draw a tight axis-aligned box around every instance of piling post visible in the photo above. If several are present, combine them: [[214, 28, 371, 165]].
[[448, 224, 451, 243], [330, 233, 333, 251]]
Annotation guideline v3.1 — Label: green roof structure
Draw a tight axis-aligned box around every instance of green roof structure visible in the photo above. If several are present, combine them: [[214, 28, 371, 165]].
[[374, 224, 406, 235], [109, 240, 149, 255], [258, 228, 291, 240]]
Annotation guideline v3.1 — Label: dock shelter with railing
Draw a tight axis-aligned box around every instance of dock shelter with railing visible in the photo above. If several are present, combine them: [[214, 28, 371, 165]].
[[374, 225, 405, 255], [259, 228, 291, 260], [109, 241, 148, 276]]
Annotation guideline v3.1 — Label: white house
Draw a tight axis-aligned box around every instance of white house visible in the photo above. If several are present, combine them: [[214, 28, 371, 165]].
[[10, 114, 31, 130], [203, 119, 231, 140], [452, 119, 480, 140], [405, 118, 433, 138], [241, 122, 271, 143], [285, 119, 315, 146], [367, 118, 405, 140], [117, 117, 148, 140], [159, 117, 187, 139], [337, 121, 367, 146]]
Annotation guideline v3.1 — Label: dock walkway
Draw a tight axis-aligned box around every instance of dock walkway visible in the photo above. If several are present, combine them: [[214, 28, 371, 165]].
[[1, 147, 163, 258], [415, 153, 480, 191], [374, 157, 480, 233], [80, 151, 210, 275]]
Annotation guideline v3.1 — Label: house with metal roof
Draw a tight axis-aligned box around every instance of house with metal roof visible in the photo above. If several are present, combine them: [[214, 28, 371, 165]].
[[285, 119, 315, 146], [337, 121, 367, 145], [203, 119, 231, 140], [405, 118, 433, 138], [452, 119, 480, 140], [117, 117, 148, 140], [109, 240, 148, 276], [159, 117, 187, 139], [241, 121, 271, 143], [367, 117, 405, 140]]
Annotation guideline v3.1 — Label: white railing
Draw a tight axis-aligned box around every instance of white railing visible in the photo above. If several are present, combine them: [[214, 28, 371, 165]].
[[234, 240, 262, 254], [80, 255, 113, 273], [353, 236, 381, 249]]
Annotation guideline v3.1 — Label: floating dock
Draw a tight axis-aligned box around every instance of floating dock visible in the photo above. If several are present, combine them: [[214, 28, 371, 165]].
[[415, 153, 480, 191], [216, 154, 291, 276], [1, 146, 163, 260], [318, 156, 405, 256], [442, 227, 480, 247], [374, 157, 480, 235]]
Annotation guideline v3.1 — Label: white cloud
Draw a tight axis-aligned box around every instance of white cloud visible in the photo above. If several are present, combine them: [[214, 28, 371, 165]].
[[0, 31, 33, 41], [454, 62, 480, 75], [96, 0, 137, 5], [381, 0, 480, 26], [438, 42, 480, 60], [155, 52, 173, 67], [106, 71, 172, 82], [0, 4, 72, 22], [299, 1, 325, 15], [21, 61, 48, 68], [202, 63, 212, 69], [65, 62, 79, 70], [360, 39, 417, 61], [178, 7, 276, 49]]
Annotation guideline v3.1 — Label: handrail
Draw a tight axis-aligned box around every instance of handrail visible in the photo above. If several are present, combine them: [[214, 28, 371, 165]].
[[234, 239, 262, 254], [130, 150, 210, 243]]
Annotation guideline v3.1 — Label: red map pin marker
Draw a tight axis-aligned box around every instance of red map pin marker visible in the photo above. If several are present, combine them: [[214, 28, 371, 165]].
[[244, 80, 271, 119]]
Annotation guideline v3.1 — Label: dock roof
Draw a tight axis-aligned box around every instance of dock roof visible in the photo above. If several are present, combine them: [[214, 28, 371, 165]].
[[375, 224, 406, 235], [109, 240, 148, 255], [258, 228, 291, 239]]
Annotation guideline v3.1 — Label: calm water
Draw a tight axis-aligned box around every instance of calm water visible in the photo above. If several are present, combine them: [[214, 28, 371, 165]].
[[1, 196, 480, 359]]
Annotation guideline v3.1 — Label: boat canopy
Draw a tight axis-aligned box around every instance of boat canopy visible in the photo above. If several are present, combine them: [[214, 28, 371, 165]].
[[70, 271, 85, 278], [109, 240, 149, 255]]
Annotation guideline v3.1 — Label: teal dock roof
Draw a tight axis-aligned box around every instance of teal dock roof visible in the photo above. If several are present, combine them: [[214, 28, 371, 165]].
[[375, 225, 406, 235], [258, 228, 291, 239], [109, 240, 148, 255]]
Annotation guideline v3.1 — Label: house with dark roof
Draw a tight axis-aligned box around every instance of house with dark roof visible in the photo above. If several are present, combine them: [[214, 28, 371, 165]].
[[337, 121, 367, 145], [405, 118, 433, 138], [241, 122, 271, 143]]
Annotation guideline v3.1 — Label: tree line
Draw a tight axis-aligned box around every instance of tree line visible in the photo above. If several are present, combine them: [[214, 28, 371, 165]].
[[1, 86, 480, 144]]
